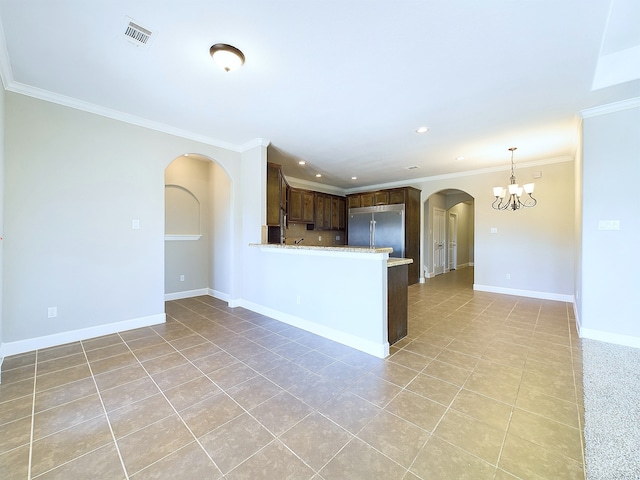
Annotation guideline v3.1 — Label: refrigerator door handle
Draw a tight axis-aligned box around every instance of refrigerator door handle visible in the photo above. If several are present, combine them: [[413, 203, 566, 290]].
[[370, 220, 376, 247]]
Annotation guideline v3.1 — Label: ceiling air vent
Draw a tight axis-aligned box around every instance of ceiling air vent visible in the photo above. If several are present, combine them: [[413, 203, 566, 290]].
[[404, 165, 419, 170], [124, 18, 154, 47]]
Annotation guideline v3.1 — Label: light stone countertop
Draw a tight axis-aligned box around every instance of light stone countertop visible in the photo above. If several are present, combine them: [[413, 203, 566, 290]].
[[250, 243, 412, 267], [249, 243, 393, 254], [387, 258, 414, 267]]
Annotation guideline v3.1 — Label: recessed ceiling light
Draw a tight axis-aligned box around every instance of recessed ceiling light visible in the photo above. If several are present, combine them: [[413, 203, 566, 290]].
[[415, 126, 430, 134], [298, 161, 306, 165], [315, 174, 322, 178], [351, 176, 358, 180], [456, 156, 465, 161]]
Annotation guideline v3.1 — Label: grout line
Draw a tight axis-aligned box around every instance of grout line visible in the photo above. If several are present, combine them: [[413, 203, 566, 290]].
[[80, 341, 130, 479], [26, 350, 37, 480]]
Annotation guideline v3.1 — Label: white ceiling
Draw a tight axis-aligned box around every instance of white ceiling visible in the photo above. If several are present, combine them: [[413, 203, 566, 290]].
[[0, 0, 638, 190]]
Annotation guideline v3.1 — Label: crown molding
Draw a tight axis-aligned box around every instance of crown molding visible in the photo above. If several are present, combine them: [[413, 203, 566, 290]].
[[581, 97, 640, 118], [344, 155, 574, 194]]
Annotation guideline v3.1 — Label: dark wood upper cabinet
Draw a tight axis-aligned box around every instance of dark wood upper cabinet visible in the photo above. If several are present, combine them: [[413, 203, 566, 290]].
[[289, 188, 315, 223], [267, 162, 285, 227]]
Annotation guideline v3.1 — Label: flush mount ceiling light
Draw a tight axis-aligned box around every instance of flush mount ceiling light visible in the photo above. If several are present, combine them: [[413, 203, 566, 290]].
[[415, 126, 430, 134], [492, 147, 537, 211], [210, 43, 245, 72]]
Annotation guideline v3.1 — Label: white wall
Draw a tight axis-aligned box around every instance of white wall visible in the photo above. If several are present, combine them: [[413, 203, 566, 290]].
[[414, 159, 575, 300], [2, 93, 246, 353], [580, 102, 640, 346], [210, 161, 233, 299], [0, 84, 4, 375]]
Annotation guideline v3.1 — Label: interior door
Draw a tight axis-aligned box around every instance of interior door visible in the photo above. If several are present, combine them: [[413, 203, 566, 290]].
[[448, 212, 458, 271], [433, 208, 445, 276]]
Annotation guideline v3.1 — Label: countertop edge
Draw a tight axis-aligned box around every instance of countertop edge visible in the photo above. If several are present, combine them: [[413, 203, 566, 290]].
[[249, 243, 394, 254], [387, 258, 414, 267]]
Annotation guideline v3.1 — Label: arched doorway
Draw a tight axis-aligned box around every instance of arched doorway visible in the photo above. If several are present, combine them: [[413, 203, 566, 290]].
[[164, 153, 232, 302], [423, 189, 474, 279]]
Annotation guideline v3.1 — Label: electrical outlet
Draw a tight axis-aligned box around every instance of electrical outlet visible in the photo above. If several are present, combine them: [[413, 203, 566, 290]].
[[296, 295, 301, 305], [336, 235, 340, 241], [505, 273, 511, 280], [132, 219, 140, 229], [318, 235, 322, 241], [180, 275, 185, 282], [48, 307, 57, 318]]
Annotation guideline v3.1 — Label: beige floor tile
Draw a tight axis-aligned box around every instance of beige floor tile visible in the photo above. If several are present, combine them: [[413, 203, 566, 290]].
[[35, 364, 92, 392], [93, 364, 148, 391], [0, 444, 30, 479], [516, 387, 581, 428], [384, 389, 447, 432], [89, 352, 139, 375], [151, 363, 203, 391], [411, 435, 495, 480], [99, 376, 160, 412], [37, 343, 84, 362], [116, 414, 194, 476], [130, 342, 176, 362], [358, 410, 430, 467], [0, 395, 33, 426], [206, 361, 258, 390], [180, 393, 244, 438], [450, 388, 513, 430], [318, 390, 380, 434], [163, 375, 222, 412], [34, 376, 96, 413], [200, 412, 275, 474], [249, 391, 313, 436], [434, 409, 505, 465], [349, 373, 403, 407], [35, 442, 126, 480], [0, 415, 32, 453], [508, 408, 583, 462], [226, 375, 283, 410], [141, 352, 188, 375], [131, 442, 222, 480], [108, 393, 175, 439], [31, 415, 113, 477], [226, 439, 314, 480], [499, 433, 585, 480], [422, 358, 472, 386], [38, 353, 87, 376], [319, 438, 407, 480], [405, 373, 460, 406], [435, 348, 480, 370], [33, 393, 104, 439], [387, 349, 432, 371], [369, 361, 420, 387], [280, 411, 352, 471]]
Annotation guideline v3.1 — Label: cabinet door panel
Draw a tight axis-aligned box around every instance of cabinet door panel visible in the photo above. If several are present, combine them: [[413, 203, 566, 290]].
[[374, 191, 389, 205], [389, 189, 406, 204], [302, 191, 315, 222], [361, 193, 374, 207], [348, 195, 361, 209]]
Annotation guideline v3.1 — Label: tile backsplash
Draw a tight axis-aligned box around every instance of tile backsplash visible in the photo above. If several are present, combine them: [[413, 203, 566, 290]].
[[284, 223, 346, 247]]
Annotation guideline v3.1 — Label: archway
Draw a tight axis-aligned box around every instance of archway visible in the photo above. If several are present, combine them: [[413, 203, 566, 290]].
[[423, 189, 475, 279], [164, 153, 232, 302]]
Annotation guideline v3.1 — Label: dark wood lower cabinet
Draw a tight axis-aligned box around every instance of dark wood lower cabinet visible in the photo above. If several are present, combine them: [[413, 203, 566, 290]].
[[387, 264, 408, 345]]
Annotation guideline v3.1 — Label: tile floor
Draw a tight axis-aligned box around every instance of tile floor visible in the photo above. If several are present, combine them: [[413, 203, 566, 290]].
[[0, 267, 585, 479]]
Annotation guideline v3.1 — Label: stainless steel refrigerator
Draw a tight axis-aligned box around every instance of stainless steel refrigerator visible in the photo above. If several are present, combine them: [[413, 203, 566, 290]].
[[347, 204, 405, 258]]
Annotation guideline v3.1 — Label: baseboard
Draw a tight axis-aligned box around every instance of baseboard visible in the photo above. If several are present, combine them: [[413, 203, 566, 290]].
[[0, 343, 4, 384], [208, 289, 230, 303], [164, 288, 209, 301], [1, 313, 166, 357], [579, 327, 640, 350], [236, 299, 389, 358], [473, 284, 574, 303]]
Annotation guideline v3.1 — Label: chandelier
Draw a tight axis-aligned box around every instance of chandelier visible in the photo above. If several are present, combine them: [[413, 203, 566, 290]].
[[492, 147, 537, 211]]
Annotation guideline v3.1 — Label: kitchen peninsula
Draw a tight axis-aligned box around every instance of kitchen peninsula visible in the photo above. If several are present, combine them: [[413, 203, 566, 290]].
[[246, 243, 412, 358]]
